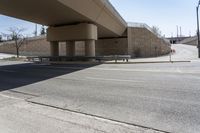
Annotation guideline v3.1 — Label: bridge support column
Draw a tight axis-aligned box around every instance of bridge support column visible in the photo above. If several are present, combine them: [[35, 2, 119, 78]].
[[85, 40, 95, 57], [50, 41, 59, 56], [47, 23, 97, 59], [66, 41, 76, 56]]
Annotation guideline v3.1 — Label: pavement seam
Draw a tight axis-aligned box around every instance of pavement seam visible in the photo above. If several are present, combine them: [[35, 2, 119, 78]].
[[8, 90, 40, 97], [26, 108, 109, 133], [27, 100, 170, 133]]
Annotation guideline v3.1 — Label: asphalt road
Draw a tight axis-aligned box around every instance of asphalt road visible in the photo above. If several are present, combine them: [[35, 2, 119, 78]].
[[0, 44, 200, 133], [0, 60, 200, 133]]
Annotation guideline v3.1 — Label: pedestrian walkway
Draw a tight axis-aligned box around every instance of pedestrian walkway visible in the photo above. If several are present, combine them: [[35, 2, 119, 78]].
[[107, 44, 198, 64]]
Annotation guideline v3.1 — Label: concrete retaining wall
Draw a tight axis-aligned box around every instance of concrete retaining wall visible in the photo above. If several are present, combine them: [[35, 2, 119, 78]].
[[0, 27, 170, 58], [0, 36, 127, 57], [180, 36, 198, 46], [0, 36, 50, 56], [96, 38, 128, 56], [128, 27, 171, 57]]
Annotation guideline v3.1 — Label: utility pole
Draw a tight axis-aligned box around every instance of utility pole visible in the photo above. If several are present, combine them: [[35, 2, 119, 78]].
[[171, 32, 174, 44], [35, 24, 37, 37], [196, 0, 200, 58], [176, 25, 179, 43], [180, 27, 182, 37]]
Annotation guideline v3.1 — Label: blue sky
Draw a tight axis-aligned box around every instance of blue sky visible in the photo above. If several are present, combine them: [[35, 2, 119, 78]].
[[110, 0, 197, 37], [0, 0, 198, 37], [0, 15, 41, 37]]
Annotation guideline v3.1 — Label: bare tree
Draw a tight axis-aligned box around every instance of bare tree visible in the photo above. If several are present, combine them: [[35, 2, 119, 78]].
[[152, 26, 162, 36], [3, 27, 26, 58], [0, 34, 2, 42], [40, 25, 46, 35], [33, 24, 38, 37]]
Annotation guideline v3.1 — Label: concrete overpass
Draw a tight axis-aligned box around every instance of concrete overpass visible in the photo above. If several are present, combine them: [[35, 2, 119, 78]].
[[0, 0, 127, 57]]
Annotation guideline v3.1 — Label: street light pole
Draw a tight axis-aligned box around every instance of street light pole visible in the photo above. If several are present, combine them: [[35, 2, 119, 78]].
[[196, 1, 200, 58]]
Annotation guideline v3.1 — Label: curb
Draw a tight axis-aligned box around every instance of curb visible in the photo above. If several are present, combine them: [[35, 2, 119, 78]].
[[28, 60, 191, 65], [104, 61, 191, 64]]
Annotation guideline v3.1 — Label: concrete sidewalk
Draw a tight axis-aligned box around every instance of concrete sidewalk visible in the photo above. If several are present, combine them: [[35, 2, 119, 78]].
[[0, 90, 165, 133], [108, 44, 198, 64], [0, 53, 16, 59]]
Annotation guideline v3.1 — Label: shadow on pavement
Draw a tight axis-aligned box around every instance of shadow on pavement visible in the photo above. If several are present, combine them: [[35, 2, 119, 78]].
[[0, 62, 100, 91]]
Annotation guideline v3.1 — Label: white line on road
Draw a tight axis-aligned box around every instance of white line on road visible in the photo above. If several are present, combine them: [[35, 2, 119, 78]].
[[0, 69, 16, 73], [0, 93, 24, 101], [36, 65, 200, 74], [129, 93, 200, 106], [86, 77, 143, 83], [90, 68, 200, 74], [35, 66, 84, 70], [55, 76, 143, 83]]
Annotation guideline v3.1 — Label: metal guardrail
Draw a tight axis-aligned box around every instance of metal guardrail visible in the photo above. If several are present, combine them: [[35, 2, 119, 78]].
[[27, 55, 131, 63]]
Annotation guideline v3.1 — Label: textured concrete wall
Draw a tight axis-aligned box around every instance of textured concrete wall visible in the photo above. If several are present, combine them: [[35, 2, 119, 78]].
[[0, 36, 127, 57], [0, 28, 170, 58], [128, 27, 171, 57], [185, 40, 197, 46], [0, 36, 50, 56], [96, 38, 128, 56], [180, 37, 198, 46]]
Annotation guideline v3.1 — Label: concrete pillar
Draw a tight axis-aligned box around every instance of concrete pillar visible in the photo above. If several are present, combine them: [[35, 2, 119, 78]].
[[66, 41, 76, 56], [50, 41, 59, 56], [85, 40, 95, 57]]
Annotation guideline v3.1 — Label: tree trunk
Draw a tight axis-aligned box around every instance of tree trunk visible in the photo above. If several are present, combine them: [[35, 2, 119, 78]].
[[16, 48, 19, 58]]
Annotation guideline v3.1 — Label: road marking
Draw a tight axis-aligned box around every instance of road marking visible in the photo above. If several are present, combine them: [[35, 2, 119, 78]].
[[35, 65, 85, 70], [0, 93, 24, 101], [35, 65, 200, 74], [37, 65, 164, 73], [130, 94, 200, 106], [86, 77, 142, 83], [39, 66, 186, 73], [0, 69, 16, 73], [175, 68, 182, 73], [90, 68, 200, 74]]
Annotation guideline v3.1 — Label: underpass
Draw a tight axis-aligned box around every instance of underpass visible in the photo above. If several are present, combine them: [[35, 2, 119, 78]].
[[0, 0, 198, 132], [0, 44, 200, 132]]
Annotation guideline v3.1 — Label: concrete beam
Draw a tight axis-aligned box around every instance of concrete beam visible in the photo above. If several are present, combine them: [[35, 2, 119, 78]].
[[47, 23, 97, 42], [57, 0, 127, 36], [0, 0, 127, 37]]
